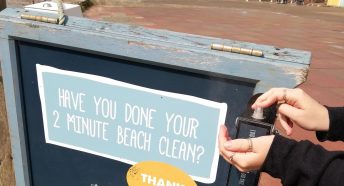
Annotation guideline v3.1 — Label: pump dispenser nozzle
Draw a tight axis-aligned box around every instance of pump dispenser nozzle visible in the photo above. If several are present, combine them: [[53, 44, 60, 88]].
[[252, 107, 264, 120]]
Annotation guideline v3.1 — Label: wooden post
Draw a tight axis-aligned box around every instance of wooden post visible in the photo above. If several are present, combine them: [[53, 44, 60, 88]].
[[0, 0, 6, 11]]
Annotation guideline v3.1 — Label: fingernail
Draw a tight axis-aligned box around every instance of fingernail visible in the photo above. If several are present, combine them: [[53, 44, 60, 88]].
[[224, 141, 232, 149]]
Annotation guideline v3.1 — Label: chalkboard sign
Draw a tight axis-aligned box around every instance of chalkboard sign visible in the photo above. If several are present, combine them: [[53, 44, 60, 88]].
[[0, 8, 310, 186], [18, 40, 250, 185]]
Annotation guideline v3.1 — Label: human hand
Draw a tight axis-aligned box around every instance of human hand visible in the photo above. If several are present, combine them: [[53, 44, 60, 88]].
[[252, 88, 329, 135], [218, 125, 274, 172]]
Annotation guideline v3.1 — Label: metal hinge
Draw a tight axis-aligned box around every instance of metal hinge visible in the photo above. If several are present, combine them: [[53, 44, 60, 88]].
[[211, 43, 264, 57]]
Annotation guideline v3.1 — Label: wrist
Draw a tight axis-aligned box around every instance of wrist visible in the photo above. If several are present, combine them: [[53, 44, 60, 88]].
[[318, 105, 330, 131]]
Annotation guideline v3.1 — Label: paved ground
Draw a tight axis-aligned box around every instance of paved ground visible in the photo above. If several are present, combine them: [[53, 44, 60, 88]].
[[84, 0, 344, 185], [84, 0, 344, 108], [0, 0, 343, 186]]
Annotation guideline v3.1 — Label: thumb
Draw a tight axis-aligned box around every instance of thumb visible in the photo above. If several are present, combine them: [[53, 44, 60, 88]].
[[224, 138, 251, 152], [279, 113, 293, 135], [278, 103, 303, 122]]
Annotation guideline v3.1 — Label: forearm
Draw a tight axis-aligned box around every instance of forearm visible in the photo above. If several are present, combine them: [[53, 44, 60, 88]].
[[262, 135, 344, 186]]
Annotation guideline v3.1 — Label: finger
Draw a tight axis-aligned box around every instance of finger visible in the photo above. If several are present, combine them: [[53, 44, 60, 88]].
[[278, 113, 293, 135], [222, 151, 236, 164], [218, 125, 230, 152], [278, 103, 303, 123], [253, 96, 279, 108], [224, 138, 251, 152], [229, 152, 258, 172], [252, 90, 274, 109], [252, 88, 286, 109], [220, 125, 230, 140]]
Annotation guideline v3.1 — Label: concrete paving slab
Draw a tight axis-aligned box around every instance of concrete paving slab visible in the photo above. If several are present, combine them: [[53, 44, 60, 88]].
[[83, 1, 344, 185], [0, 1, 342, 186]]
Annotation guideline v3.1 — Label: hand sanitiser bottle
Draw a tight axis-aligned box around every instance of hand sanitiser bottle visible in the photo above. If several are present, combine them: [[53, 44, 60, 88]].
[[228, 95, 278, 186]]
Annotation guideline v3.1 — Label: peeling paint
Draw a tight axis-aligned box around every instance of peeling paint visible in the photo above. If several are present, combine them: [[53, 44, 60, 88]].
[[127, 40, 189, 53], [24, 22, 39, 28], [283, 66, 309, 85]]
